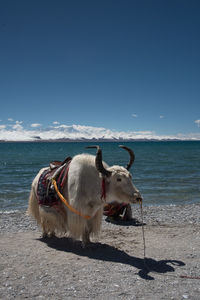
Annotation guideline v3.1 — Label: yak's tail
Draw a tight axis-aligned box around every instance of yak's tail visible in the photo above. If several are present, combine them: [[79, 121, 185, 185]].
[[27, 186, 41, 224]]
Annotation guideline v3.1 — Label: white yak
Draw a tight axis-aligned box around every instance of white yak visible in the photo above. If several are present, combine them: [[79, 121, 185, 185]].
[[28, 145, 142, 246]]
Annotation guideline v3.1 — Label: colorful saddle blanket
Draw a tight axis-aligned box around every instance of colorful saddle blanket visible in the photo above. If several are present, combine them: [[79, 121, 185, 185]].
[[37, 157, 71, 207], [103, 202, 131, 220]]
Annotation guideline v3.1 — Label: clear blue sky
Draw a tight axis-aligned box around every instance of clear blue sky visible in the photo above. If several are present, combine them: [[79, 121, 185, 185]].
[[0, 0, 200, 140]]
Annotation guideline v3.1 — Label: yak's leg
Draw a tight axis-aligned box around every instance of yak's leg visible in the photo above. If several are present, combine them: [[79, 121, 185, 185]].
[[41, 217, 54, 239], [41, 229, 48, 239], [82, 228, 91, 247], [48, 231, 56, 238], [41, 227, 55, 239], [82, 222, 92, 247]]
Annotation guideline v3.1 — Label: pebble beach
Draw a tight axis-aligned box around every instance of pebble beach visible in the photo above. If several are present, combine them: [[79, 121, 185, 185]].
[[0, 203, 200, 299]]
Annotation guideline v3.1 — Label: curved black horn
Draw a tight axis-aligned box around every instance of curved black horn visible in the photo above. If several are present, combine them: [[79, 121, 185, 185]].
[[86, 146, 112, 177], [119, 145, 135, 170]]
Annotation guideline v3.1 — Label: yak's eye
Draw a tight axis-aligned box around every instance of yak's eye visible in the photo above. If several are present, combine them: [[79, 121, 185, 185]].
[[117, 178, 122, 182]]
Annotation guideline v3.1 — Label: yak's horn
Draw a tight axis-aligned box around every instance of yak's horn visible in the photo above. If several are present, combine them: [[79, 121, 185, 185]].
[[119, 145, 135, 170], [86, 146, 112, 177]]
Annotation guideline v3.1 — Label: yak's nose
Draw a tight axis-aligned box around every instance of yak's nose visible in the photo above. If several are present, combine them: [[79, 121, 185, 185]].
[[136, 196, 143, 203], [133, 192, 143, 204]]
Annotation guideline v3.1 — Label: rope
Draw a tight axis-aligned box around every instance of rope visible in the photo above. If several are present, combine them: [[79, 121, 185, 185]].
[[140, 201, 152, 273], [140, 202, 200, 280], [52, 179, 91, 220], [140, 202, 146, 259]]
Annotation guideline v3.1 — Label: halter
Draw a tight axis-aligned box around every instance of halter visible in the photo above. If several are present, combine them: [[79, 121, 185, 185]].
[[101, 177, 106, 201]]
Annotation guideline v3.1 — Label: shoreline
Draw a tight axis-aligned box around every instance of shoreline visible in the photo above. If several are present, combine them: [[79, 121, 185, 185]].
[[1, 140, 200, 143], [0, 203, 199, 299], [1, 201, 200, 213]]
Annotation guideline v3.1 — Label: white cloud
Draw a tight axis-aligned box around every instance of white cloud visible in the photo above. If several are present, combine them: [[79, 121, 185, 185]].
[[0, 122, 200, 141], [8, 118, 14, 122], [53, 124, 69, 129], [53, 121, 60, 125], [12, 124, 23, 130], [0, 125, 6, 130], [31, 123, 42, 128], [12, 121, 23, 131], [132, 114, 137, 118], [160, 115, 164, 119], [194, 120, 200, 127]]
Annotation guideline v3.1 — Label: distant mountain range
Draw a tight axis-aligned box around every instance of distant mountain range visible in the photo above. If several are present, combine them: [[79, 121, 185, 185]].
[[0, 123, 199, 141]]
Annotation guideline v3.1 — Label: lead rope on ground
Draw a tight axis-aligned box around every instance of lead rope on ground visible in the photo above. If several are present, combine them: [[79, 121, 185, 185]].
[[140, 202, 150, 271], [140, 202, 146, 258], [140, 202, 200, 280]]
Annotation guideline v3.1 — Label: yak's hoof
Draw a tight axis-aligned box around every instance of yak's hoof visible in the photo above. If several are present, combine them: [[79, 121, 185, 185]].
[[41, 232, 55, 239], [41, 233, 48, 239], [81, 240, 91, 248], [48, 232, 56, 238], [82, 241, 99, 249]]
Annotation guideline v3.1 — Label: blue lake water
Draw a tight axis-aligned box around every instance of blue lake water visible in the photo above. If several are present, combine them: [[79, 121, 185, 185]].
[[0, 141, 200, 211]]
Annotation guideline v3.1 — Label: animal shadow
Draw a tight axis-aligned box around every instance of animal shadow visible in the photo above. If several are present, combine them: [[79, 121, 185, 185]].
[[105, 217, 145, 226], [39, 236, 185, 280]]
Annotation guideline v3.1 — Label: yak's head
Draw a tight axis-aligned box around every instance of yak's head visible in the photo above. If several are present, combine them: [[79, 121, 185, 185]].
[[87, 145, 142, 205]]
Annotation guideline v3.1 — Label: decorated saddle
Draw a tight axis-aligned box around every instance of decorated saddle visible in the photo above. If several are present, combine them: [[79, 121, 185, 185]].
[[37, 156, 72, 207]]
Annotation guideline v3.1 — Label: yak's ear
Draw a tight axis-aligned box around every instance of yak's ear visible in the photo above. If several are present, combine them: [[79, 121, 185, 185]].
[[86, 146, 112, 177]]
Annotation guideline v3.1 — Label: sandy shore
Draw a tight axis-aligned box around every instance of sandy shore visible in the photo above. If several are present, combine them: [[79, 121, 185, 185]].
[[0, 204, 200, 300]]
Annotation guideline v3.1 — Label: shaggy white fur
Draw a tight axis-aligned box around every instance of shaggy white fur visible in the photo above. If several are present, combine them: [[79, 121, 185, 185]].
[[28, 153, 141, 245]]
